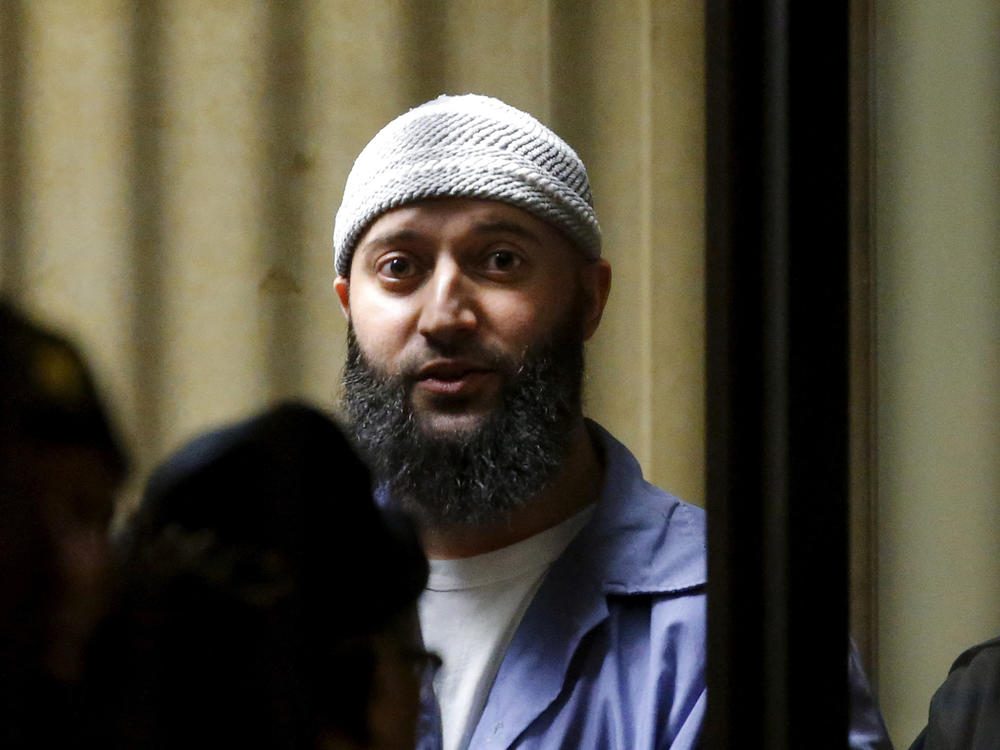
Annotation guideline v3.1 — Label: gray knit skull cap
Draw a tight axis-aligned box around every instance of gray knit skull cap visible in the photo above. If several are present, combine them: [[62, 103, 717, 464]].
[[333, 94, 601, 276]]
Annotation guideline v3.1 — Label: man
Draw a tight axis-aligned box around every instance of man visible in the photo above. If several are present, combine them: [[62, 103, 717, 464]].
[[332, 94, 705, 750], [332, 95, 891, 750]]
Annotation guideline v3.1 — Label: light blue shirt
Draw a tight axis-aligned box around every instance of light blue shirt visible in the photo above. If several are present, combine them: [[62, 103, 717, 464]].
[[415, 421, 891, 749]]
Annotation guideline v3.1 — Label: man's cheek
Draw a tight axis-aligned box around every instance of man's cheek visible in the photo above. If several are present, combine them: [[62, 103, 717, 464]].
[[353, 336, 396, 376]]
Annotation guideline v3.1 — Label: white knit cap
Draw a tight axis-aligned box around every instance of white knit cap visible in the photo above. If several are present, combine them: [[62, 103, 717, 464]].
[[333, 94, 601, 276]]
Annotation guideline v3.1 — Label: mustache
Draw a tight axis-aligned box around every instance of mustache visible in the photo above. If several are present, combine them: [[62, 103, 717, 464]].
[[349, 330, 523, 384]]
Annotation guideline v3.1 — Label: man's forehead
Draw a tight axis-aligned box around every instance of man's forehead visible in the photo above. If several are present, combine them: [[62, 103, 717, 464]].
[[356, 198, 566, 251]]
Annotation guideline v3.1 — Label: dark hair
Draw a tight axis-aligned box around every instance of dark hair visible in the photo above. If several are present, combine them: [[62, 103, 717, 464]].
[[0, 301, 128, 477], [99, 402, 427, 748]]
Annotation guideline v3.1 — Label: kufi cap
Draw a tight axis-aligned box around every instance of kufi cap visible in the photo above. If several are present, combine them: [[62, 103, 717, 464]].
[[333, 93, 601, 276]]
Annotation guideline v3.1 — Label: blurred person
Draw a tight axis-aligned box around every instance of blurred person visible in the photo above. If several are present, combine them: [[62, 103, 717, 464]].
[[0, 300, 128, 746], [94, 402, 432, 749], [909, 636, 1000, 750]]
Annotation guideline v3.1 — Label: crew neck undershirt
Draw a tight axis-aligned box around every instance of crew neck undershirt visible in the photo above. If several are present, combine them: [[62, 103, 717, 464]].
[[418, 504, 596, 750]]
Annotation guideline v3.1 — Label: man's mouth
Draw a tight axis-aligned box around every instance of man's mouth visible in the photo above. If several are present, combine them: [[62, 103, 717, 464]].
[[413, 360, 496, 396]]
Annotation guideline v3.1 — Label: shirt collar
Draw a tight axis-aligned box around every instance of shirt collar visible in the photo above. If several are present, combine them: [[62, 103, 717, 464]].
[[568, 419, 707, 596], [374, 419, 707, 595], [465, 422, 706, 748]]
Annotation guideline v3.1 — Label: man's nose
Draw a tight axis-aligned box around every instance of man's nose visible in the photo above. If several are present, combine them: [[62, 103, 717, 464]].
[[417, 258, 478, 345]]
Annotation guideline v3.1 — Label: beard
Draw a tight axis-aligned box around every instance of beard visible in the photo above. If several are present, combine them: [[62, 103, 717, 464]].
[[341, 311, 586, 530]]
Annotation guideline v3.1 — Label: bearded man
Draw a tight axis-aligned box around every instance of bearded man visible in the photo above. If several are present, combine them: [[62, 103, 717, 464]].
[[332, 94, 706, 750], [333, 94, 895, 750]]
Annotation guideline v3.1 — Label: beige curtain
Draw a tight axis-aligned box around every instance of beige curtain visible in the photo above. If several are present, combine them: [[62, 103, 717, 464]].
[[0, 0, 706, 511]]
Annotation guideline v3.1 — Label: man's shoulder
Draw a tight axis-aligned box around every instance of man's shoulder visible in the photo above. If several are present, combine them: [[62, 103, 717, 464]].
[[589, 419, 704, 507], [910, 636, 1000, 750], [574, 421, 707, 597], [934, 636, 1000, 706], [949, 636, 1000, 673]]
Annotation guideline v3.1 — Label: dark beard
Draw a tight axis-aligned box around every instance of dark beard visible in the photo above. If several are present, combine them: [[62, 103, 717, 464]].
[[341, 315, 585, 530]]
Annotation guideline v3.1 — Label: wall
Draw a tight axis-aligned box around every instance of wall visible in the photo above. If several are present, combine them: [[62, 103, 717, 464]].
[[875, 0, 1000, 742], [0, 1, 705, 510]]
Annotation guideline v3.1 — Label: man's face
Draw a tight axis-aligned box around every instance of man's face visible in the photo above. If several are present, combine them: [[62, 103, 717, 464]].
[[335, 198, 610, 527], [335, 198, 608, 437]]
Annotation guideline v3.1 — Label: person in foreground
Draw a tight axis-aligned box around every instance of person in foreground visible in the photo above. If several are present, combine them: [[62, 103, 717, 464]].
[[0, 301, 128, 747], [333, 93, 894, 750], [909, 636, 1000, 750], [94, 402, 432, 749]]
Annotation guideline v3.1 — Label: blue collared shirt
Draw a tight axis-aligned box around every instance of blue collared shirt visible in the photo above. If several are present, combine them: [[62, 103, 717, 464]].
[[416, 422, 891, 749], [417, 422, 706, 749]]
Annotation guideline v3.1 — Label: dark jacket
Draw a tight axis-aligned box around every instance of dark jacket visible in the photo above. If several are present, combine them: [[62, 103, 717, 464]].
[[910, 637, 1000, 750]]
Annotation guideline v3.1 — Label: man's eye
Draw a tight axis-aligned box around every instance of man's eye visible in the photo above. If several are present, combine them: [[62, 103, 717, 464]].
[[378, 255, 417, 278], [483, 250, 522, 273]]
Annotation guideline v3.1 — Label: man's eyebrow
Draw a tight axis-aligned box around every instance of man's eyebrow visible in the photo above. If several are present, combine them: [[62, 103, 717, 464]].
[[359, 220, 541, 253], [358, 228, 426, 251], [471, 220, 541, 244]]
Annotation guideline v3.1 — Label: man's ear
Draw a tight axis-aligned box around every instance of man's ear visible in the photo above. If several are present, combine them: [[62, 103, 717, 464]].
[[580, 259, 612, 341], [334, 276, 351, 319]]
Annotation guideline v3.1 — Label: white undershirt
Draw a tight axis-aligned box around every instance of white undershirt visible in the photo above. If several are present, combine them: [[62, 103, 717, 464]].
[[418, 505, 595, 750]]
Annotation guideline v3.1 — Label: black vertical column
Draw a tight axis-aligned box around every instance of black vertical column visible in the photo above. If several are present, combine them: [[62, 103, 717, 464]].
[[705, 2, 850, 748]]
